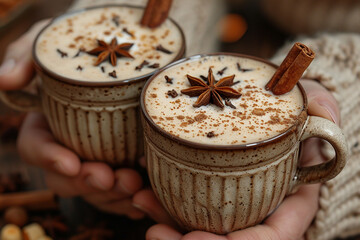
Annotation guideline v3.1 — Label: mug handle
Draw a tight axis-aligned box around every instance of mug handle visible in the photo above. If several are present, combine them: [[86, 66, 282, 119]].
[[290, 116, 348, 191], [0, 90, 41, 112]]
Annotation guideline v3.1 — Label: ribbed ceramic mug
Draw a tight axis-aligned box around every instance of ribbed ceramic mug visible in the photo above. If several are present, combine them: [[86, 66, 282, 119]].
[[0, 5, 185, 166], [140, 53, 348, 234]]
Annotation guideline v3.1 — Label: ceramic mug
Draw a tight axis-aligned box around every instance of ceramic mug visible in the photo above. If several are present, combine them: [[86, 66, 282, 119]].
[[0, 4, 185, 166], [140, 53, 348, 234]]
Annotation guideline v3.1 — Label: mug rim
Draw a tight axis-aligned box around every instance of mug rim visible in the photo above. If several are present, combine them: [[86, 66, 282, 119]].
[[140, 52, 308, 150], [32, 4, 186, 87]]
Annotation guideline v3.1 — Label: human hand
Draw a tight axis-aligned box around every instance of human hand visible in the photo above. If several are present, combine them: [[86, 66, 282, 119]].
[[132, 79, 340, 239], [0, 21, 145, 219]]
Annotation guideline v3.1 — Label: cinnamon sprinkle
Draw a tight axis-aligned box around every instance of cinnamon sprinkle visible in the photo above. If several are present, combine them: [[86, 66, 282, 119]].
[[56, 49, 68, 58], [156, 44, 173, 54]]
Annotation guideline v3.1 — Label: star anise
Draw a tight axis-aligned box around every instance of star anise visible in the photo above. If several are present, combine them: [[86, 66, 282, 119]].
[[87, 37, 134, 66], [181, 68, 241, 108]]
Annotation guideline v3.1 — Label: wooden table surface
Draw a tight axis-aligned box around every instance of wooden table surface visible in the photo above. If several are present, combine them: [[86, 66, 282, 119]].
[[0, 0, 357, 239]]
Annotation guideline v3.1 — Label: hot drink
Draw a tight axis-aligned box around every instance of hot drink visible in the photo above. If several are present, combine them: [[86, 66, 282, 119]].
[[141, 53, 347, 233]]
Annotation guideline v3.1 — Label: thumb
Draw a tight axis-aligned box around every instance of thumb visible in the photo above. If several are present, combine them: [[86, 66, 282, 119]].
[[300, 79, 340, 125], [0, 19, 49, 90]]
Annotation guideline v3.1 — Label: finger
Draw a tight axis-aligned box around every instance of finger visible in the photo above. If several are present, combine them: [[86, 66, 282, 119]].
[[226, 184, 320, 240], [132, 189, 178, 228], [300, 79, 339, 125], [114, 168, 143, 195], [301, 138, 323, 166], [146, 224, 182, 240], [17, 112, 81, 176], [0, 19, 50, 90], [82, 168, 143, 202], [45, 162, 115, 197]]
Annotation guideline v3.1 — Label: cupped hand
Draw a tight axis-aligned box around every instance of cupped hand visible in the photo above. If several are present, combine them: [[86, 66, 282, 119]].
[[132, 79, 340, 240], [0, 21, 145, 219]]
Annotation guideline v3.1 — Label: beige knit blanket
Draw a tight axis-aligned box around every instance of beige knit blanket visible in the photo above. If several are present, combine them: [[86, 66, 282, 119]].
[[272, 33, 360, 240]]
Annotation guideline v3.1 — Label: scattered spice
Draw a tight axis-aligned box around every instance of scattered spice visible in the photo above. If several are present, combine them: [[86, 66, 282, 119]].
[[194, 113, 207, 122], [76, 65, 83, 71], [236, 63, 253, 72], [232, 80, 240, 85], [268, 115, 281, 124], [217, 67, 227, 76], [181, 68, 241, 108], [74, 36, 84, 42], [108, 70, 117, 78], [225, 99, 236, 109], [56, 49, 68, 58], [252, 108, 265, 116], [135, 60, 149, 70], [167, 89, 178, 98], [112, 15, 120, 26], [87, 38, 134, 66], [101, 66, 105, 73], [148, 63, 160, 68], [165, 75, 173, 84], [73, 48, 85, 58], [207, 131, 215, 138], [156, 44, 173, 54], [122, 27, 134, 37]]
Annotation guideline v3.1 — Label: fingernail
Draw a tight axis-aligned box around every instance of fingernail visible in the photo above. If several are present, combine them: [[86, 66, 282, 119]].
[[319, 101, 339, 125], [0, 59, 16, 76], [86, 176, 107, 190], [132, 203, 149, 214]]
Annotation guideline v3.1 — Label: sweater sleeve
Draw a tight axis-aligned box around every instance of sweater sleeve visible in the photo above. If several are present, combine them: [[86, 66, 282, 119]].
[[272, 33, 360, 240]]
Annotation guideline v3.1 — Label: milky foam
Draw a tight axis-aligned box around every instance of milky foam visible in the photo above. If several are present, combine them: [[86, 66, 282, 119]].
[[35, 6, 183, 82], [144, 55, 304, 145]]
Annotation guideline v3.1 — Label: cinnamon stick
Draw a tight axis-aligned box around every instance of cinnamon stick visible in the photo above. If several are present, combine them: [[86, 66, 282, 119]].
[[0, 190, 58, 211], [266, 42, 315, 95], [141, 0, 173, 28]]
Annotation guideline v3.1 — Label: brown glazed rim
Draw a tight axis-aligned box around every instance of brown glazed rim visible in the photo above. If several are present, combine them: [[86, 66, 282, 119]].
[[140, 52, 308, 150], [32, 4, 186, 87]]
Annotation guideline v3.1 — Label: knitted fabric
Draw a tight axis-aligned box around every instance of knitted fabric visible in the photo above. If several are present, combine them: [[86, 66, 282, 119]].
[[272, 33, 360, 240]]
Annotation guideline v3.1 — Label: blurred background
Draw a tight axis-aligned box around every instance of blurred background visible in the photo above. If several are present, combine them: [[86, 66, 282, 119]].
[[0, 0, 359, 239]]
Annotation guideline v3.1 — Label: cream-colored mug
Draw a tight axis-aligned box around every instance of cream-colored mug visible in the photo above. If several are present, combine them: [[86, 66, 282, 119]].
[[0, 4, 185, 166], [141, 53, 348, 234]]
